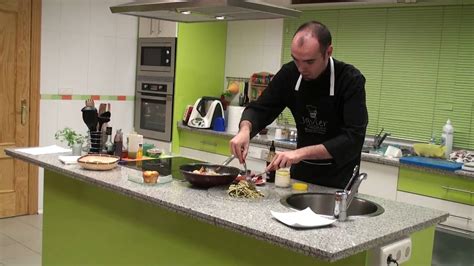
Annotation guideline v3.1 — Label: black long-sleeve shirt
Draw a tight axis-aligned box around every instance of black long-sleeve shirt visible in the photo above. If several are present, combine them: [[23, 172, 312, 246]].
[[241, 58, 368, 188]]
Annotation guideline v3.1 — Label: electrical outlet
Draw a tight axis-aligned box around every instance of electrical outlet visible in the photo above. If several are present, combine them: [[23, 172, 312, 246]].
[[368, 237, 412, 265]]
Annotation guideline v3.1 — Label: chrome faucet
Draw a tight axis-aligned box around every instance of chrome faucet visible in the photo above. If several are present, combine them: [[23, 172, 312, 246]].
[[334, 166, 367, 222], [373, 128, 391, 149]]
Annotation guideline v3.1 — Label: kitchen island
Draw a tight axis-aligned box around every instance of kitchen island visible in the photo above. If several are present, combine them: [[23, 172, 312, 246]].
[[6, 148, 447, 265]]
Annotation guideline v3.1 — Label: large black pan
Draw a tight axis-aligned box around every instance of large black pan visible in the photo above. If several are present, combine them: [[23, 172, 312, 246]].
[[179, 163, 241, 188]]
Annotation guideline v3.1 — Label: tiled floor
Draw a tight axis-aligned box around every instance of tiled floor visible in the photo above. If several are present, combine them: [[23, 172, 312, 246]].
[[0, 215, 42, 266]]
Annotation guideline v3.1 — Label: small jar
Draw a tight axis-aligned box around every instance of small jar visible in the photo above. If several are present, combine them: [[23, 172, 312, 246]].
[[292, 183, 308, 193], [275, 168, 291, 188]]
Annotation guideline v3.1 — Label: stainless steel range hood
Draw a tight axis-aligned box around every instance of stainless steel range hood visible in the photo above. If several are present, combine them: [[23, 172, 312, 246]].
[[110, 0, 301, 23]]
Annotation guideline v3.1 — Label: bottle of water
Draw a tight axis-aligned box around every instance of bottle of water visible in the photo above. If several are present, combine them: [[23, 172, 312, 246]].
[[441, 119, 454, 158]]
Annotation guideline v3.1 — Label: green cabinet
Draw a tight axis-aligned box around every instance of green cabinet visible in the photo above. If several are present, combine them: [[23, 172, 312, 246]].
[[398, 166, 474, 206], [179, 130, 231, 156]]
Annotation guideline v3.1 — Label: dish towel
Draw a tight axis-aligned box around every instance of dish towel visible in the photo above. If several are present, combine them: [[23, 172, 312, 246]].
[[58, 156, 80, 165], [270, 207, 336, 228]]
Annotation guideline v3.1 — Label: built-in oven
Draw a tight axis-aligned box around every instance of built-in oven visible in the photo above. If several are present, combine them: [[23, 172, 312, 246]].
[[135, 37, 176, 141], [135, 78, 174, 141], [137, 37, 176, 77]]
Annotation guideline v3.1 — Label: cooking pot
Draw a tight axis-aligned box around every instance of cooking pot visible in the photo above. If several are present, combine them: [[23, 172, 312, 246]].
[[179, 163, 241, 188]]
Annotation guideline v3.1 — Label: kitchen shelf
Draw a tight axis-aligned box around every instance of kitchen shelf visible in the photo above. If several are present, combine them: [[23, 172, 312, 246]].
[[226, 76, 249, 82]]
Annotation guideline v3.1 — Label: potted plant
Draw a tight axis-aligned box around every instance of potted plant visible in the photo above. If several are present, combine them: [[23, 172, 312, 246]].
[[55, 128, 84, 156]]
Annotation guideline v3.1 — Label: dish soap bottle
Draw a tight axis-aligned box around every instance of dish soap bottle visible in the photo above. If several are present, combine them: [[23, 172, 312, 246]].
[[441, 119, 454, 158], [266, 141, 276, 182]]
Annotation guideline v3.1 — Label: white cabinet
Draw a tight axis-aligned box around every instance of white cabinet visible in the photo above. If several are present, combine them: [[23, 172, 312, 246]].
[[397, 191, 473, 233], [359, 161, 399, 201], [138, 18, 177, 38]]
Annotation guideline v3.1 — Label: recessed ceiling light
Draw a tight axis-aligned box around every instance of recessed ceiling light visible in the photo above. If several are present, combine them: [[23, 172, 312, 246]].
[[180, 10, 191, 15], [215, 15, 225, 20]]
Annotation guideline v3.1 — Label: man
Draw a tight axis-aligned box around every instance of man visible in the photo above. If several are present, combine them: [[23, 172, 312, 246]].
[[230, 21, 368, 189]]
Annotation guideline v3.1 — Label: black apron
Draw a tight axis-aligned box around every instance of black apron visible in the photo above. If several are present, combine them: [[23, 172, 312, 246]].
[[289, 58, 353, 189]]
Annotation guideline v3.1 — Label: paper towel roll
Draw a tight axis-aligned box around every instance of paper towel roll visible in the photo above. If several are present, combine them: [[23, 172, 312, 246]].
[[226, 106, 245, 134]]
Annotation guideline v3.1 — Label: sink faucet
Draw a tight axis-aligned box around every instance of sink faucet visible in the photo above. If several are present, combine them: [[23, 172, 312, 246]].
[[333, 166, 367, 222], [373, 128, 391, 149]]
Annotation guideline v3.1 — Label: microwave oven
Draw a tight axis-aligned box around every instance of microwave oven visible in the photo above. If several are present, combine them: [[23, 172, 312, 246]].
[[137, 37, 176, 77]]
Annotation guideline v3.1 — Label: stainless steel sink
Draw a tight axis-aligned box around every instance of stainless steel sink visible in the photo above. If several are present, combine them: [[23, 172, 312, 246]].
[[362, 145, 385, 155], [280, 192, 384, 218]]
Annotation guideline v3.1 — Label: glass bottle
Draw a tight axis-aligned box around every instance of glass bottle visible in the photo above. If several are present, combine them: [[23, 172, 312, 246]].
[[266, 141, 276, 182], [113, 129, 123, 158], [105, 127, 114, 155]]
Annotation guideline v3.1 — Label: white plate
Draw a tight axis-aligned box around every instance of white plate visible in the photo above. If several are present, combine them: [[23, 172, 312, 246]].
[[270, 207, 336, 228]]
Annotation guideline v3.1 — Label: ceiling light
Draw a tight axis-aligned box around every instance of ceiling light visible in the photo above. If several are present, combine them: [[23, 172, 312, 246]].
[[215, 15, 225, 20], [180, 10, 191, 15]]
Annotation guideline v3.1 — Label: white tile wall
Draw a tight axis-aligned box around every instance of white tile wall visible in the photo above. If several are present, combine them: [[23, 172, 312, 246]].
[[58, 32, 90, 92], [87, 36, 117, 94], [224, 19, 284, 80], [39, 0, 138, 211], [40, 31, 60, 94]]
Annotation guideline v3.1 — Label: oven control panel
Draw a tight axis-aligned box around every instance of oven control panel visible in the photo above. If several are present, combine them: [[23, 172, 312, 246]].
[[142, 83, 168, 93]]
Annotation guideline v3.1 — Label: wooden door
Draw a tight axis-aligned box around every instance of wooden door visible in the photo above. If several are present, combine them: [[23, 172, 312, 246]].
[[0, 0, 40, 218]]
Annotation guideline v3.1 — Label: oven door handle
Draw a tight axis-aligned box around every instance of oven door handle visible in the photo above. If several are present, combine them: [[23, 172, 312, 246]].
[[137, 93, 172, 101]]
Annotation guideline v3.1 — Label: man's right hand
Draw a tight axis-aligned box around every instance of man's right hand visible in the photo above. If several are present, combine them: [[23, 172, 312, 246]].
[[229, 121, 252, 164]]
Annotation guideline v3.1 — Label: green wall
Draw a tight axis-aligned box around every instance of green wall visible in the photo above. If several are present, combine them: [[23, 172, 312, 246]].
[[281, 1, 474, 149], [172, 22, 227, 153]]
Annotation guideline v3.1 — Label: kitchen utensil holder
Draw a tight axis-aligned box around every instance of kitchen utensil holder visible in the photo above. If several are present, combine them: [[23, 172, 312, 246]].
[[88, 131, 104, 154]]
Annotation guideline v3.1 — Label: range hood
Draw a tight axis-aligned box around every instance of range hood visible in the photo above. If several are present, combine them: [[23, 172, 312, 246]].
[[110, 0, 301, 23]]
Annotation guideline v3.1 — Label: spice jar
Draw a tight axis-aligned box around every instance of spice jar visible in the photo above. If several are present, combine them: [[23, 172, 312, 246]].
[[275, 168, 291, 188]]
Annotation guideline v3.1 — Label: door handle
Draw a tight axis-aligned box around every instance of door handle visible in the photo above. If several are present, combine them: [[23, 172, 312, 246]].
[[21, 100, 27, 125]]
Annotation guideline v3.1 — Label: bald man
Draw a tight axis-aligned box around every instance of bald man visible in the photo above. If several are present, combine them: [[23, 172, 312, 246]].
[[230, 21, 368, 189]]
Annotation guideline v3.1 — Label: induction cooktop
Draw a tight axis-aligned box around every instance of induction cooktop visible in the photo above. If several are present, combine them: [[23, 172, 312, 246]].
[[119, 156, 203, 180]]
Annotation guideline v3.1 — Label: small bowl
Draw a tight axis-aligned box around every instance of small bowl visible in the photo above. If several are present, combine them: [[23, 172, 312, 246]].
[[78, 154, 119, 171], [147, 148, 162, 158]]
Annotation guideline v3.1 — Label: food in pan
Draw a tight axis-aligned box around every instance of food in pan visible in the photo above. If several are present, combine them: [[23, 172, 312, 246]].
[[192, 166, 224, 176]]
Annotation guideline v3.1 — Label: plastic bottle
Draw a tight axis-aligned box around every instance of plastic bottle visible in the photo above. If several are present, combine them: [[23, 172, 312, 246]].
[[137, 144, 143, 159], [441, 119, 454, 158], [128, 131, 143, 159], [266, 141, 276, 182]]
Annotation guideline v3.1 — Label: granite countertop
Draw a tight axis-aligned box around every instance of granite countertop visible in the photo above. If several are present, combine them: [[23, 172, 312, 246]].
[[177, 122, 474, 180], [6, 148, 448, 262]]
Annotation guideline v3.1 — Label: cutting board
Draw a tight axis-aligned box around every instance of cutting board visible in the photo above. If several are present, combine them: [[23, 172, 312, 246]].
[[399, 156, 463, 171]]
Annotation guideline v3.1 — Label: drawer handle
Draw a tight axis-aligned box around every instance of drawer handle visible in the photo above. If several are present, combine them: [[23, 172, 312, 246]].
[[441, 186, 474, 195], [449, 214, 472, 221], [200, 140, 217, 147]]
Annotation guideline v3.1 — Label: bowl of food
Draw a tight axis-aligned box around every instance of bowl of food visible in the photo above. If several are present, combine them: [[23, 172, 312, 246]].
[[146, 148, 162, 158], [77, 154, 120, 171], [179, 163, 240, 188]]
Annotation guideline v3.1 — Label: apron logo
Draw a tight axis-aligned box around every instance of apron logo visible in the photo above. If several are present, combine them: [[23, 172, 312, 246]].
[[303, 105, 328, 134]]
